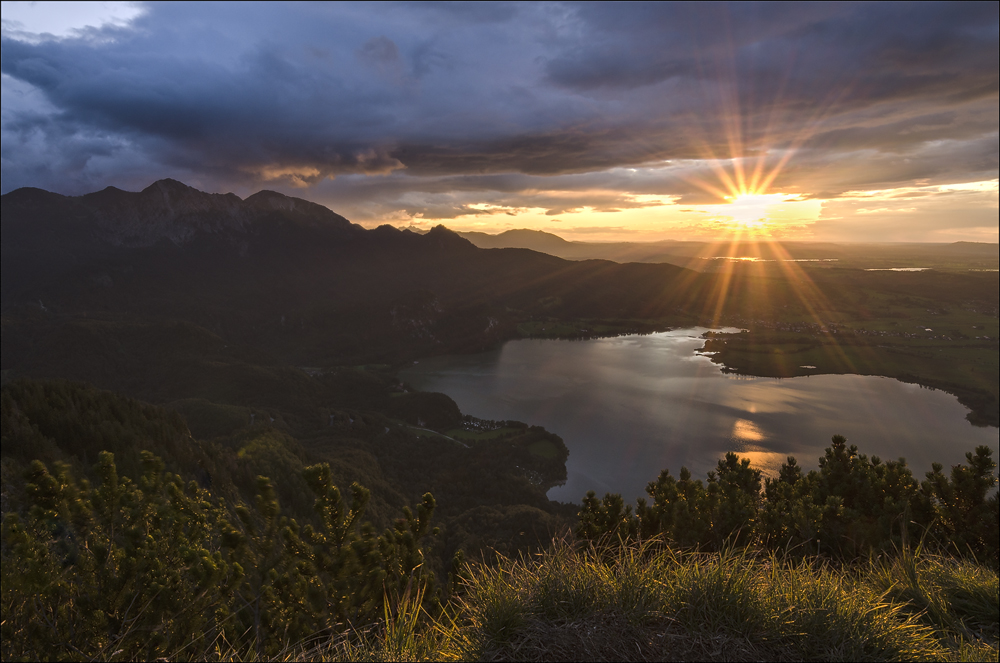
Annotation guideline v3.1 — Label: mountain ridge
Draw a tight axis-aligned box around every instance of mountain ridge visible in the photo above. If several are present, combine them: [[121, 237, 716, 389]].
[[0, 179, 493, 312], [8, 178, 362, 249], [1, 179, 700, 368]]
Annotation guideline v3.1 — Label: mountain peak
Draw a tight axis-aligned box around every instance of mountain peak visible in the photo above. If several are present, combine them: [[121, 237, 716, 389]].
[[245, 189, 303, 211], [424, 224, 475, 250], [5, 179, 361, 253], [244, 190, 355, 232], [144, 178, 197, 193], [459, 227, 573, 252]]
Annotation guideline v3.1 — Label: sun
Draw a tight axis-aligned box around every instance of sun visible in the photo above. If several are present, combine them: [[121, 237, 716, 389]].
[[725, 192, 777, 228], [678, 149, 808, 235], [718, 191, 790, 231]]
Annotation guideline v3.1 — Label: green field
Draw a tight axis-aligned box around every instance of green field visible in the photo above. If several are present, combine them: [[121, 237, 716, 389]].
[[700, 275, 999, 425]]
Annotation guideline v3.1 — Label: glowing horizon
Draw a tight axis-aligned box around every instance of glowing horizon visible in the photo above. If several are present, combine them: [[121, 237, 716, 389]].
[[389, 177, 996, 243]]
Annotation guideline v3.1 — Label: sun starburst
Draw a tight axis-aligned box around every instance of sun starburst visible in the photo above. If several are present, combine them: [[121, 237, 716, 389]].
[[722, 192, 788, 229]]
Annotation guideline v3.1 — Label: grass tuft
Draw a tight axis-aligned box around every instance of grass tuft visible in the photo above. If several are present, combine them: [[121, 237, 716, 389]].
[[450, 539, 993, 662], [871, 547, 999, 647]]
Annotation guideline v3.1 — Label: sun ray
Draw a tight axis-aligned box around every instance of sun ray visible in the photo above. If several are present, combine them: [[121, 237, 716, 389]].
[[750, 236, 882, 375]]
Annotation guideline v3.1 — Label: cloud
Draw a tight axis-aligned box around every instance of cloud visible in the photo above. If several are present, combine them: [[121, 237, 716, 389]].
[[0, 1, 996, 242], [356, 36, 406, 84], [0, 1, 147, 43]]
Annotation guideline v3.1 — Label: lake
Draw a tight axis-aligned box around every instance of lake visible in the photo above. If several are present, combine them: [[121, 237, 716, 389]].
[[399, 329, 999, 504]]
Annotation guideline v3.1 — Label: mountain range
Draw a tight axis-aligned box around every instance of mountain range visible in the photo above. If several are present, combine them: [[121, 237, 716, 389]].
[[1, 179, 714, 373]]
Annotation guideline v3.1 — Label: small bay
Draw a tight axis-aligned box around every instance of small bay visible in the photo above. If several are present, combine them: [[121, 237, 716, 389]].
[[399, 329, 1000, 503]]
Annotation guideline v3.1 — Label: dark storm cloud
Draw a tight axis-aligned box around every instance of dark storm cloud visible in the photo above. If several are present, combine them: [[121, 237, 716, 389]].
[[544, 2, 998, 99], [1, 24, 408, 180], [1, 1, 996, 219], [541, 2, 850, 91]]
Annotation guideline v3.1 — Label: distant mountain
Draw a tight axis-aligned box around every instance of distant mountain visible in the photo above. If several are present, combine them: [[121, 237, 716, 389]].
[[456, 228, 835, 264], [457, 228, 999, 270], [935, 241, 1000, 256], [459, 229, 577, 253]]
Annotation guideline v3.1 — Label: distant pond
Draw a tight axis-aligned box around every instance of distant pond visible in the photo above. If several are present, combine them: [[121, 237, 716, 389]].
[[399, 329, 999, 504]]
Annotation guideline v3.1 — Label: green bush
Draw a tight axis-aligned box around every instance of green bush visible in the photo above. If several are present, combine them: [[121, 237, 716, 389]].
[[1, 452, 439, 661], [579, 436, 999, 565]]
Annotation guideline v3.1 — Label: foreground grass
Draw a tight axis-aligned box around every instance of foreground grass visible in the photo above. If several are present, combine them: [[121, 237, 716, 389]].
[[14, 541, 994, 662], [317, 540, 998, 663]]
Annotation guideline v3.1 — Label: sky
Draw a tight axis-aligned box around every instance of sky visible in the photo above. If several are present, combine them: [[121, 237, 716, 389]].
[[1, 1, 997, 242]]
